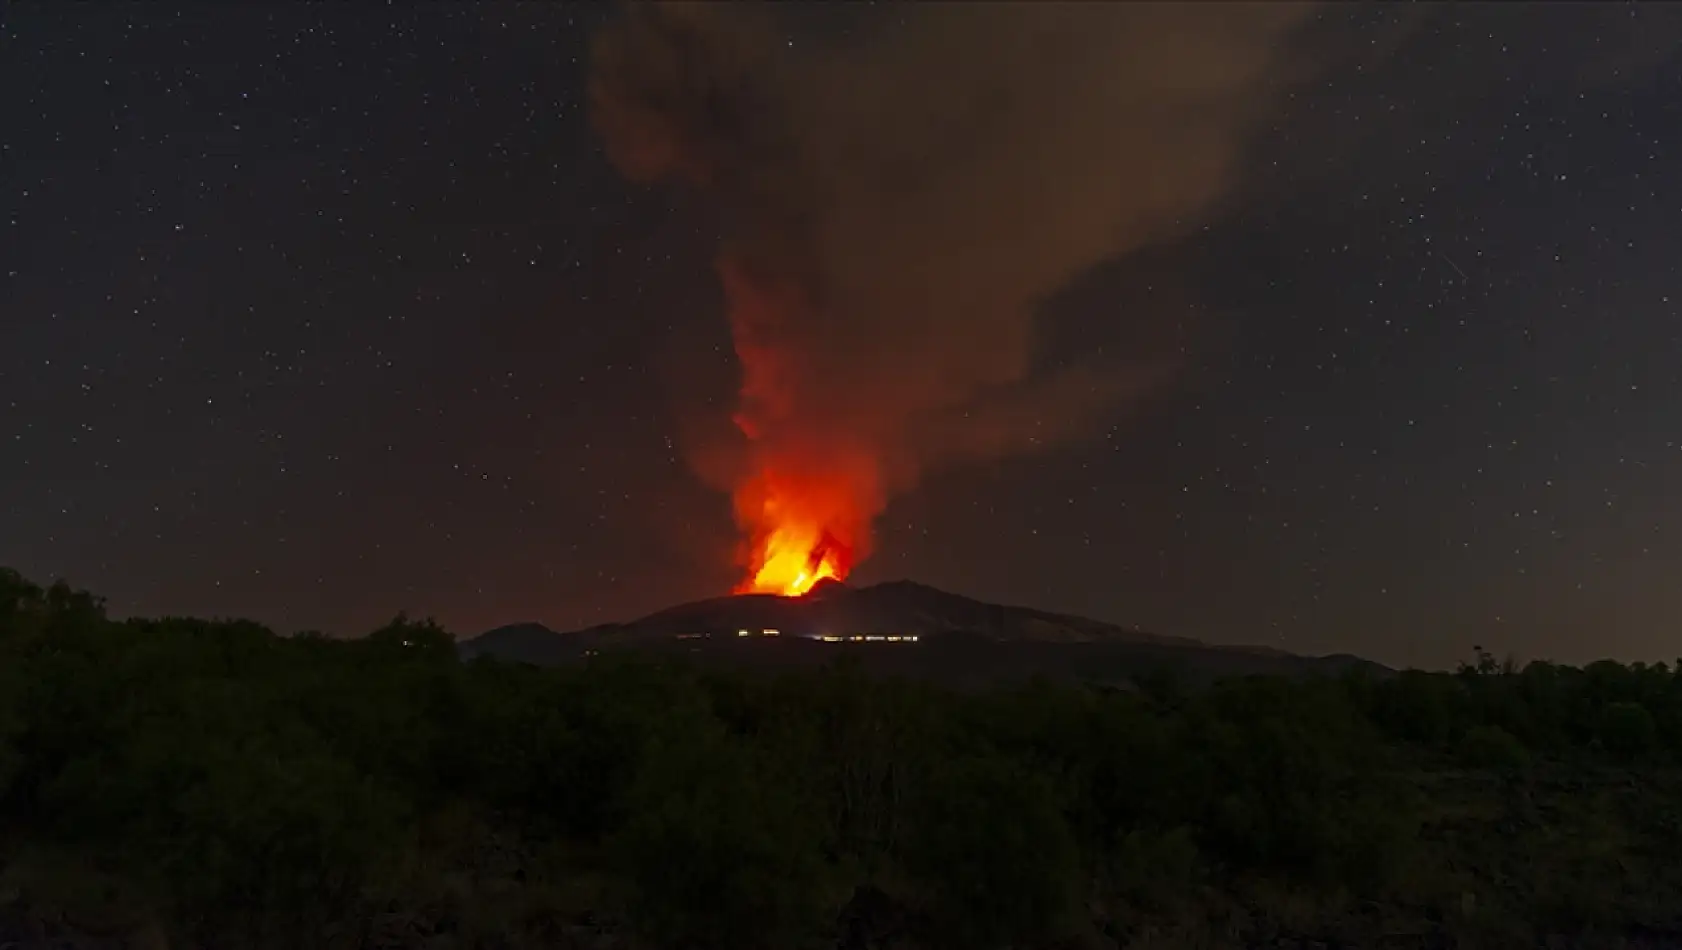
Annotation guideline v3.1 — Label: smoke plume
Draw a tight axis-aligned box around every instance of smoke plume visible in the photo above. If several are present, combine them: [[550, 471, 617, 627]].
[[589, 1, 1319, 590]]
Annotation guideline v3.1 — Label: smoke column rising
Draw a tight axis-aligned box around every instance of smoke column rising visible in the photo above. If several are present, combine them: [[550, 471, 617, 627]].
[[588, 1, 1319, 593]]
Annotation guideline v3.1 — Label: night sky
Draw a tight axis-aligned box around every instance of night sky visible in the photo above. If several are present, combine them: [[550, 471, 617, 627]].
[[5, 4, 1681, 669]]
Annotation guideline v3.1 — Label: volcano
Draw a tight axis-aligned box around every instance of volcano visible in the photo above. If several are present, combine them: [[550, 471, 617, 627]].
[[459, 580, 1385, 687]]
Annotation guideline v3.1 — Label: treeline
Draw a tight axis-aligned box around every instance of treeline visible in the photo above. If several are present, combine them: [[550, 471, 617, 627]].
[[2, 568, 1681, 949]]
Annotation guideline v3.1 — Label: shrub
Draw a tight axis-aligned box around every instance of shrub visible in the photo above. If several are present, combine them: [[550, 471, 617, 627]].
[[613, 734, 835, 950], [900, 755, 1081, 948], [1598, 701, 1657, 760], [1459, 725, 1531, 771]]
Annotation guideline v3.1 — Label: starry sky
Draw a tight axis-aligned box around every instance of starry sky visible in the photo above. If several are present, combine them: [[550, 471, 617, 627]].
[[4, 4, 1680, 669]]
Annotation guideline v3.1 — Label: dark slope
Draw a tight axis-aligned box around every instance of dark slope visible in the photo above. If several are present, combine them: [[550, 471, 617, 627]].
[[612, 578, 1198, 644], [460, 580, 1387, 685]]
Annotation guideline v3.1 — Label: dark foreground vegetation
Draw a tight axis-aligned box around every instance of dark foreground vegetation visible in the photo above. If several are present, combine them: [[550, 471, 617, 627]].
[[4, 569, 1682, 949]]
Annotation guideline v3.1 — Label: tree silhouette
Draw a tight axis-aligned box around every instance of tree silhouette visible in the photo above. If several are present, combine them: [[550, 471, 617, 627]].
[[2, 567, 1680, 948]]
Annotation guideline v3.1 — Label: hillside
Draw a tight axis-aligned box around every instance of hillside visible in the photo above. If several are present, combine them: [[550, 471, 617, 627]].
[[459, 579, 1385, 685]]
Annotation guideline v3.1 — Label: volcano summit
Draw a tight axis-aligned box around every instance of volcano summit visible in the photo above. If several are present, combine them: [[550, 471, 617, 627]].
[[460, 580, 1384, 688]]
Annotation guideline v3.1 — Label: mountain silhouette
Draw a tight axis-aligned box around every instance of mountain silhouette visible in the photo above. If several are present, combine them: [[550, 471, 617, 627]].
[[460, 580, 1385, 686]]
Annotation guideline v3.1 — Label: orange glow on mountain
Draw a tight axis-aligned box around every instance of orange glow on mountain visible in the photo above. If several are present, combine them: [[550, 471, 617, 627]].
[[716, 256, 880, 599], [731, 463, 860, 597], [738, 523, 848, 596]]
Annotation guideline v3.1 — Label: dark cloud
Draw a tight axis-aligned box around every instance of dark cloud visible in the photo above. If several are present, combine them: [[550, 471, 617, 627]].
[[590, 0, 1322, 565]]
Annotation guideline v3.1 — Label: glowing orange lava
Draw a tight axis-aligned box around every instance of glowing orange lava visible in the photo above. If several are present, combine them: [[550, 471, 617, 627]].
[[713, 260, 876, 598], [739, 524, 848, 596], [730, 461, 865, 597]]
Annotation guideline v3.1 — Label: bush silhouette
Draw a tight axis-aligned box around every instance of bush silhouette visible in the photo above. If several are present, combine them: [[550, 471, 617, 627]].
[[1460, 724, 1532, 770], [1598, 701, 1658, 759], [2, 568, 1681, 947], [901, 755, 1081, 947]]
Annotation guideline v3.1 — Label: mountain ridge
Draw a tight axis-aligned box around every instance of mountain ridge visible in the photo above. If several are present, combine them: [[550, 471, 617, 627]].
[[459, 580, 1386, 685]]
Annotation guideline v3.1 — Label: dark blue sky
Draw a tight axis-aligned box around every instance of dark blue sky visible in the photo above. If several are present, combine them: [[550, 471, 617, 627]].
[[4, 4, 1679, 668]]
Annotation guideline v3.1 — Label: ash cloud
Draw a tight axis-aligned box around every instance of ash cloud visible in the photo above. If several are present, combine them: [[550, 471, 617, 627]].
[[589, 1, 1320, 559]]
